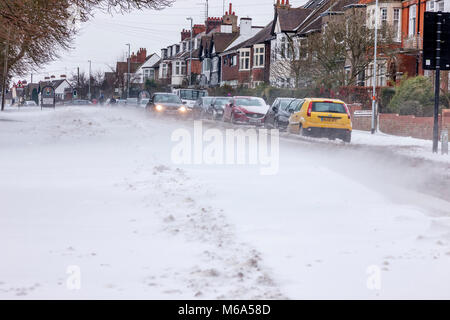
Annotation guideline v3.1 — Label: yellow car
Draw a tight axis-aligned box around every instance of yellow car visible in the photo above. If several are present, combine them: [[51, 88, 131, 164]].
[[286, 98, 352, 142]]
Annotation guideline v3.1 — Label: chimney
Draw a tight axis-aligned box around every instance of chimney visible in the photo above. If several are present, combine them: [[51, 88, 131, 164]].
[[181, 29, 191, 41], [193, 24, 206, 36], [222, 3, 238, 33], [133, 48, 147, 64], [206, 17, 223, 34], [239, 17, 252, 36], [275, 0, 291, 9]]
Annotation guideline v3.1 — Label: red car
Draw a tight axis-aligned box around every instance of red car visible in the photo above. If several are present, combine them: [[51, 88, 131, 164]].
[[223, 96, 269, 126]]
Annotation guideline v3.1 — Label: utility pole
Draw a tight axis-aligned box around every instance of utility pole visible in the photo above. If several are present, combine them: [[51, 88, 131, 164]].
[[126, 43, 131, 99], [88, 60, 92, 100], [187, 17, 193, 87], [1, 26, 11, 112], [371, 0, 379, 134]]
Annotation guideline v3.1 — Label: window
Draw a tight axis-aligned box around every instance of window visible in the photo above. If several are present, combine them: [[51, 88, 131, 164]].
[[380, 8, 387, 28], [239, 49, 250, 70], [161, 64, 168, 78], [183, 42, 187, 52], [202, 58, 211, 72], [393, 8, 401, 40], [253, 45, 265, 68], [438, 1, 444, 11], [149, 69, 155, 80], [427, 1, 435, 11], [280, 36, 286, 57], [299, 38, 307, 59], [143, 69, 150, 80], [175, 61, 186, 76], [408, 5, 417, 37]]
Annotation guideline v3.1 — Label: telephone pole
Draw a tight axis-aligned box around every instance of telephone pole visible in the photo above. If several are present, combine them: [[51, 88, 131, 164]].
[[88, 60, 92, 100], [1, 26, 11, 111], [187, 17, 193, 87], [126, 43, 131, 99], [371, 0, 379, 134]]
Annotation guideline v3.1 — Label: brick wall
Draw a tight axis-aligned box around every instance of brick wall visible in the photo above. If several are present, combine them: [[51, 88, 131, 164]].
[[349, 104, 373, 131], [222, 53, 238, 82], [349, 103, 450, 140]]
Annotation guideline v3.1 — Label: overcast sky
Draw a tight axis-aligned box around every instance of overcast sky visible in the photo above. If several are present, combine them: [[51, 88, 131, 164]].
[[23, 0, 308, 83]]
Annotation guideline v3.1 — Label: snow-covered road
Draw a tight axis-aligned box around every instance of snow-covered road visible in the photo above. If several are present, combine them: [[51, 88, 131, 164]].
[[0, 106, 449, 299]]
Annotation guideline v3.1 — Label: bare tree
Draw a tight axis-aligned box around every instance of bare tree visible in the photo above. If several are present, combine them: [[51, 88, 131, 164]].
[[270, 7, 397, 91], [0, 0, 173, 78]]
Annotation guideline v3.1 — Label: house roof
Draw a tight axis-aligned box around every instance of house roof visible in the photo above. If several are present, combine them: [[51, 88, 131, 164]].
[[230, 21, 274, 51], [223, 26, 265, 53], [212, 32, 240, 53], [296, 0, 359, 35], [276, 7, 313, 32]]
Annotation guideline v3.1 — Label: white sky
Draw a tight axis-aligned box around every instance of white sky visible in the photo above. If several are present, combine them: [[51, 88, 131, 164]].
[[21, 0, 308, 83]]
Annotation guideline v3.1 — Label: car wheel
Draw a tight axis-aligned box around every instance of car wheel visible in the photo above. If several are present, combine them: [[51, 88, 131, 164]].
[[231, 112, 236, 124], [274, 118, 279, 129], [342, 131, 352, 143]]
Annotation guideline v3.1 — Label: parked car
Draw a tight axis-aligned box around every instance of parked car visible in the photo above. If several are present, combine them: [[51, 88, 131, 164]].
[[173, 88, 208, 109], [146, 93, 189, 117], [223, 96, 269, 126], [205, 97, 232, 120], [265, 98, 296, 130], [287, 98, 352, 142], [192, 97, 215, 119], [126, 98, 138, 106], [22, 100, 37, 107], [139, 99, 150, 108], [72, 100, 92, 105]]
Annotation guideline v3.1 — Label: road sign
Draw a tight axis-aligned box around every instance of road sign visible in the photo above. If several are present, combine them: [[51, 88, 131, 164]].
[[41, 86, 55, 109], [423, 12, 450, 70]]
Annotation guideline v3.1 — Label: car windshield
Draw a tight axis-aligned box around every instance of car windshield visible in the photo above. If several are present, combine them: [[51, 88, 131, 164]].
[[154, 94, 182, 104], [179, 90, 207, 100], [214, 98, 231, 106], [312, 102, 347, 114], [235, 98, 266, 107], [279, 99, 295, 110]]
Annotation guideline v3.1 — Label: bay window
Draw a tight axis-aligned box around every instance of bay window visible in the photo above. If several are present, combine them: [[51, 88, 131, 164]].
[[239, 49, 250, 70], [253, 45, 265, 68]]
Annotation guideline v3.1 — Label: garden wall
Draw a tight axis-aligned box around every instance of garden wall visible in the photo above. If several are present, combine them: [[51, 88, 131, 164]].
[[348, 104, 450, 140]]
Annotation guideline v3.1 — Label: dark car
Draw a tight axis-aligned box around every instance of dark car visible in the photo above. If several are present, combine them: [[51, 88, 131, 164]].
[[223, 96, 269, 126], [192, 97, 215, 119], [265, 98, 296, 130], [146, 93, 190, 117], [72, 100, 92, 106], [205, 97, 232, 120]]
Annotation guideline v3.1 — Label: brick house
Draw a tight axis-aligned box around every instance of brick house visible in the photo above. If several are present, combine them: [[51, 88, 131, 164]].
[[219, 18, 265, 87], [198, 10, 239, 87]]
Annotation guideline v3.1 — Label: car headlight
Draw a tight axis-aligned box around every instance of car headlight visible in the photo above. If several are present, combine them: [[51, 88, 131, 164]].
[[155, 105, 163, 111], [178, 106, 187, 113]]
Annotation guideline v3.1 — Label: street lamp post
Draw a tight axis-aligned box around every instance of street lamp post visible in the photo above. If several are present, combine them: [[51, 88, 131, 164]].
[[187, 17, 193, 87], [88, 60, 92, 101], [126, 43, 131, 99], [371, 0, 379, 134]]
